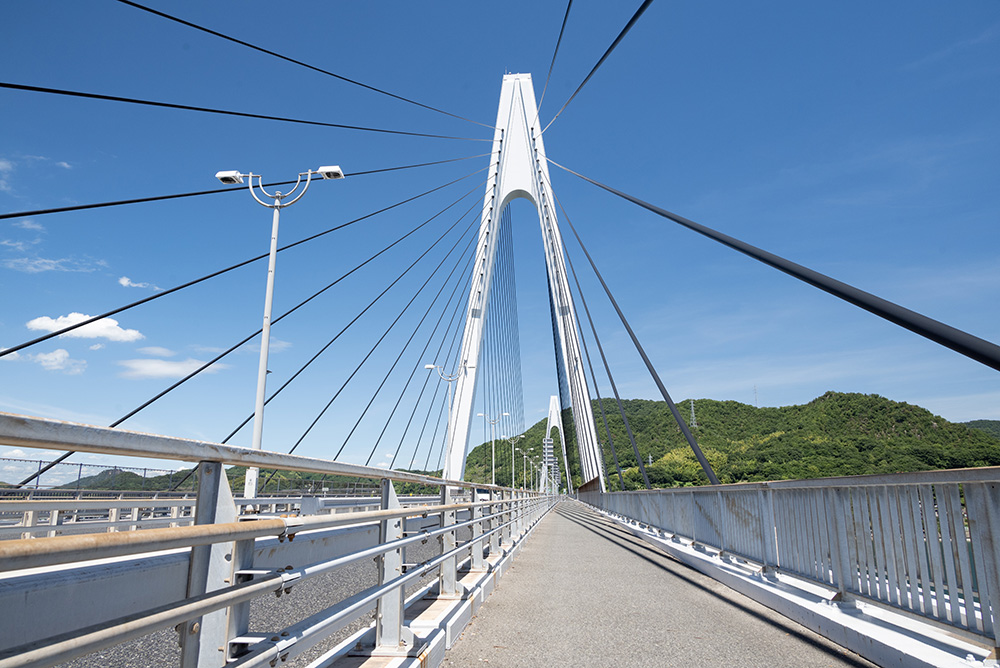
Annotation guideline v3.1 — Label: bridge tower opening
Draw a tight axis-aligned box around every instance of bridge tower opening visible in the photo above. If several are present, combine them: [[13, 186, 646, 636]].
[[441, 74, 606, 491]]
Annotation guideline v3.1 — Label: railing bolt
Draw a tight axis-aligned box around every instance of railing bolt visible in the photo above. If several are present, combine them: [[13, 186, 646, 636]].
[[189, 622, 200, 635]]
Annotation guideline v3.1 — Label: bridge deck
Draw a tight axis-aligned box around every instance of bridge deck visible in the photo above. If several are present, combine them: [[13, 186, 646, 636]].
[[444, 501, 874, 668]]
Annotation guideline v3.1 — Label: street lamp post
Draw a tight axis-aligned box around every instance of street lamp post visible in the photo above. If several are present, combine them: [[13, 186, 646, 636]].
[[477, 412, 507, 486], [425, 363, 464, 473], [503, 434, 524, 488], [216, 166, 345, 501], [516, 448, 527, 489]]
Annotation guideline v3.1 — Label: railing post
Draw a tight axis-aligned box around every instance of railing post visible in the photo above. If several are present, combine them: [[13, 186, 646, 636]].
[[471, 489, 486, 572], [965, 481, 1000, 652], [489, 489, 501, 557], [438, 485, 460, 597], [179, 461, 238, 668], [374, 478, 415, 652], [501, 490, 512, 547], [758, 486, 779, 575], [828, 487, 854, 600]]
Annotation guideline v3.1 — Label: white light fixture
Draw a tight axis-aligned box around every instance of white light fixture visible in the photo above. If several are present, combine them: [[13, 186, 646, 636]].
[[215, 170, 244, 185], [317, 165, 345, 180]]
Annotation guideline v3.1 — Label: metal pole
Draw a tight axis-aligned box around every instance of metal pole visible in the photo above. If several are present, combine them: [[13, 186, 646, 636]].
[[246, 200, 281, 500], [490, 423, 495, 486]]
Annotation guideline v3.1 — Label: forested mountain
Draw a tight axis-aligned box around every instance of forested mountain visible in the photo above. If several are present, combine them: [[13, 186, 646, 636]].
[[10, 392, 995, 493], [464, 392, 1000, 490], [964, 420, 1000, 439]]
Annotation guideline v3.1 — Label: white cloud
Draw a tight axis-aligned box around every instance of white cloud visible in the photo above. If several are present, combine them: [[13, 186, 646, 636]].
[[29, 349, 86, 374], [89, 343, 104, 351], [3, 257, 100, 273], [117, 357, 227, 379], [27, 312, 144, 342], [118, 276, 160, 290], [0, 158, 12, 193], [55, 161, 72, 170], [1, 239, 39, 252], [12, 220, 44, 231], [138, 346, 175, 357], [2, 449, 27, 458], [1, 347, 85, 373], [244, 338, 293, 354]]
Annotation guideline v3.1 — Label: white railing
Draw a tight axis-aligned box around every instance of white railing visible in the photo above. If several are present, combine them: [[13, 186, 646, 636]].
[[580, 468, 1000, 646], [0, 412, 556, 668]]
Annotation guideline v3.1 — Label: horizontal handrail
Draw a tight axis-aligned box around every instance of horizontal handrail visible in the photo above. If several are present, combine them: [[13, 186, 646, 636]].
[[0, 412, 507, 491], [0, 499, 510, 572]]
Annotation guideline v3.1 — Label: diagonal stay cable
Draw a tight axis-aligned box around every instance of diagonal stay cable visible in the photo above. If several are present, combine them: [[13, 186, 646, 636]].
[[548, 157, 1000, 374], [414, 281, 470, 471], [0, 82, 490, 142], [350, 212, 481, 466], [541, 0, 654, 135], [1, 166, 486, 360], [172, 181, 486, 492], [545, 176, 720, 485], [13, 171, 486, 489], [0, 152, 497, 222], [533, 0, 574, 128], [115, 0, 495, 130], [386, 250, 476, 470], [560, 225, 629, 490], [399, 261, 475, 471], [286, 191, 484, 460], [350, 213, 481, 466], [218, 179, 487, 444]]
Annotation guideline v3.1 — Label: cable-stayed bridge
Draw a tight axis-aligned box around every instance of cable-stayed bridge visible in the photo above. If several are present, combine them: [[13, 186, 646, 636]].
[[2, 3, 999, 667]]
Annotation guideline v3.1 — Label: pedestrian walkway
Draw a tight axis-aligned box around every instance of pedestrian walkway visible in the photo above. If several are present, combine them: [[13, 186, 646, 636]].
[[443, 501, 875, 667]]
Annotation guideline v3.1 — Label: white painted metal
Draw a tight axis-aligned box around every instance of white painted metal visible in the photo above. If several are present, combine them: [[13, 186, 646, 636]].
[[581, 467, 1000, 647], [546, 394, 574, 493], [442, 74, 604, 490]]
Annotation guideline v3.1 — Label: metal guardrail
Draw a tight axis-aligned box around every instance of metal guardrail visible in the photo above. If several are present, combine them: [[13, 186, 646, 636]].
[[580, 468, 1000, 648], [0, 412, 557, 668]]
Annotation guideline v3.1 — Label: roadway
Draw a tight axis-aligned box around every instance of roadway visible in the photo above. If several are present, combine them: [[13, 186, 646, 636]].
[[443, 501, 876, 668]]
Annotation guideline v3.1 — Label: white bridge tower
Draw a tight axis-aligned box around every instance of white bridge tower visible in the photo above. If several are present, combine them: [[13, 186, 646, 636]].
[[442, 74, 606, 492]]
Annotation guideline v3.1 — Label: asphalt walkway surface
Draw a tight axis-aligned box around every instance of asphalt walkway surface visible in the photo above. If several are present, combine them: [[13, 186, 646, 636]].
[[443, 501, 876, 668]]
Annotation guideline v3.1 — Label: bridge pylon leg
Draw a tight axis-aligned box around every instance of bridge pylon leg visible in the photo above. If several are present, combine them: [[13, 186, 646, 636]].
[[441, 74, 605, 490]]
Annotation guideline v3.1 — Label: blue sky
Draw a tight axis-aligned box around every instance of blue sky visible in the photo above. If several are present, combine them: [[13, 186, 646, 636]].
[[2, 1, 999, 483]]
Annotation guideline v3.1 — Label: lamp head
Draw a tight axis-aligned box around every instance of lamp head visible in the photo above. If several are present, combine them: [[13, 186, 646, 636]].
[[215, 170, 244, 185], [317, 165, 345, 180]]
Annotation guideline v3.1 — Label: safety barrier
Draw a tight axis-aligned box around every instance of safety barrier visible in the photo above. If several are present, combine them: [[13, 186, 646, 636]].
[[580, 468, 1000, 649], [0, 412, 556, 668]]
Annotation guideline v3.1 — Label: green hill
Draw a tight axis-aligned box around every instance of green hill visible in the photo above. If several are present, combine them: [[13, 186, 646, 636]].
[[463, 392, 1000, 490], [964, 420, 1000, 439]]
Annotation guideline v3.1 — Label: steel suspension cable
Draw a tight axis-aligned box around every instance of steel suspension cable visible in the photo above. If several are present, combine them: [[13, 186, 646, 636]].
[[280, 190, 484, 459], [163, 180, 490, 490], [535, 0, 574, 121], [549, 158, 1000, 375], [384, 246, 478, 470], [420, 286, 470, 471], [15, 171, 485, 489], [1, 166, 486, 360], [115, 0, 495, 131], [540, 0, 655, 135], [0, 153, 496, 222], [341, 208, 482, 465], [254, 205, 480, 489], [0, 83, 490, 142], [219, 180, 488, 445], [403, 267, 474, 470], [560, 223, 629, 491], [547, 179, 720, 485]]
